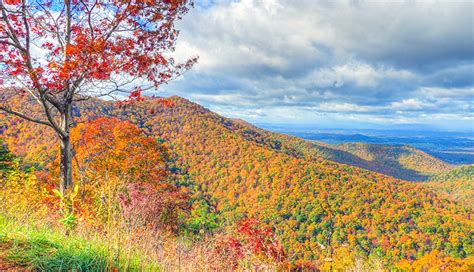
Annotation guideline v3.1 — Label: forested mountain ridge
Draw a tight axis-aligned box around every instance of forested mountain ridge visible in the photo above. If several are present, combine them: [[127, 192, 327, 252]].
[[425, 165, 474, 206], [1, 95, 473, 268], [333, 143, 453, 179], [0, 94, 453, 181], [220, 116, 454, 181], [252, 128, 453, 181]]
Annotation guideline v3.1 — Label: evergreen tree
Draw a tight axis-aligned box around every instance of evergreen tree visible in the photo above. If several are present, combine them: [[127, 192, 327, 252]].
[[0, 139, 13, 173]]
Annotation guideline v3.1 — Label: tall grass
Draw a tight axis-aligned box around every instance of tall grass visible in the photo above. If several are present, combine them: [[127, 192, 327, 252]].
[[0, 163, 209, 271], [0, 215, 162, 271]]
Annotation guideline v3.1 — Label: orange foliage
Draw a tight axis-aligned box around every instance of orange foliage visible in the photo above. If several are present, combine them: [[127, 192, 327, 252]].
[[72, 117, 169, 183], [70, 118, 190, 231], [397, 250, 474, 271], [1, 96, 472, 269]]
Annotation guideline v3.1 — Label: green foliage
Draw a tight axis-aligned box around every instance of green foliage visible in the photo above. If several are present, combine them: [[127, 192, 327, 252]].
[[53, 184, 79, 233], [184, 200, 220, 235], [0, 139, 14, 174], [58, 213, 78, 233], [429, 164, 474, 182]]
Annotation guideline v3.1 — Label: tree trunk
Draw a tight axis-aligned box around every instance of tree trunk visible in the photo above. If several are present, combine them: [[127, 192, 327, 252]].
[[59, 104, 73, 206], [59, 135, 73, 196]]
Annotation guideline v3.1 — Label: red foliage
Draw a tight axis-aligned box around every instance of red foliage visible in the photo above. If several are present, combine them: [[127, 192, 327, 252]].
[[118, 182, 190, 233], [236, 218, 287, 262], [211, 236, 245, 269], [1, 0, 197, 99], [4, 0, 22, 5], [210, 218, 287, 269]]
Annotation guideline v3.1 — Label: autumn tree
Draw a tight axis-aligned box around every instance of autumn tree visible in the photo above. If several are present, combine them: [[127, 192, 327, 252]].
[[0, 0, 196, 206], [71, 117, 190, 231], [72, 117, 170, 185]]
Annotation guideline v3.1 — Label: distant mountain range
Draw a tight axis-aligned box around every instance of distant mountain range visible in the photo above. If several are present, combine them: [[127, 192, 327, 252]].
[[1, 95, 472, 266], [254, 129, 454, 181], [260, 125, 474, 165]]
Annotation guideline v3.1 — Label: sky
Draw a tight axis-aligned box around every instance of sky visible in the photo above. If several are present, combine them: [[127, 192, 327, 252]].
[[159, 0, 474, 132]]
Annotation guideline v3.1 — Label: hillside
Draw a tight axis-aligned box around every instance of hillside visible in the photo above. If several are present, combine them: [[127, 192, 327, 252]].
[[425, 165, 474, 206], [227, 119, 453, 181], [330, 142, 453, 181], [256, 130, 453, 181], [0, 93, 453, 182], [1, 96, 473, 268]]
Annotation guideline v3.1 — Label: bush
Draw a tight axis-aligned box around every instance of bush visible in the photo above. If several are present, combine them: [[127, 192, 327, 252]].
[[0, 162, 50, 222]]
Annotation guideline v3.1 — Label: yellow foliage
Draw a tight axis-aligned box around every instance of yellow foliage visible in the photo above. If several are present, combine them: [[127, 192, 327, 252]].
[[0, 162, 50, 221], [396, 250, 474, 271]]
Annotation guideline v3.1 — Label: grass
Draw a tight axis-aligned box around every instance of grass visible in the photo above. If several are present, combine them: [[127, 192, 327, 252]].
[[0, 215, 161, 271]]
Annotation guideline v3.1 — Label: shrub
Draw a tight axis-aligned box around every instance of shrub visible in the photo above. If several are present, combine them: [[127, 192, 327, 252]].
[[209, 218, 287, 270]]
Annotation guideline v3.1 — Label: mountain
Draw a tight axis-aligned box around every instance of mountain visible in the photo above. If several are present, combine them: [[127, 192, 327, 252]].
[[324, 142, 453, 181], [1, 96, 472, 267], [255, 130, 454, 181], [0, 94, 453, 182], [425, 165, 474, 206], [335, 143, 452, 171]]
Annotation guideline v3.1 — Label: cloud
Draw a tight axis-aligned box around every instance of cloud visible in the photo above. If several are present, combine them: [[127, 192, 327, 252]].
[[424, 64, 474, 88], [419, 87, 474, 99], [390, 99, 430, 111], [305, 62, 416, 88], [309, 0, 474, 68], [161, 0, 473, 131]]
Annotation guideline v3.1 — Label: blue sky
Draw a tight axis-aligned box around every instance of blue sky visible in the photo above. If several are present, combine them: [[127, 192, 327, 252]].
[[160, 0, 473, 132]]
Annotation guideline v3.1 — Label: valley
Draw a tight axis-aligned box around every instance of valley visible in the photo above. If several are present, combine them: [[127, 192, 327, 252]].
[[260, 125, 474, 165]]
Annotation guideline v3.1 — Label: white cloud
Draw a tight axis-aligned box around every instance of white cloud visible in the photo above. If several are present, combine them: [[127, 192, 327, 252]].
[[176, 0, 472, 72], [317, 102, 375, 113], [390, 99, 432, 111], [419, 87, 474, 99], [305, 62, 416, 88]]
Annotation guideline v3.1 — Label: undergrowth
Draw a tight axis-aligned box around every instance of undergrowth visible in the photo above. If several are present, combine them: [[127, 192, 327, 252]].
[[0, 215, 160, 271]]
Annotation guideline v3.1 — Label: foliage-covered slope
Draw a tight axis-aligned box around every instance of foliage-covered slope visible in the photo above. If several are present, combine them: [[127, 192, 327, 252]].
[[259, 131, 453, 181], [425, 165, 474, 206], [1, 96, 473, 268], [336, 143, 453, 178], [332, 143, 453, 180]]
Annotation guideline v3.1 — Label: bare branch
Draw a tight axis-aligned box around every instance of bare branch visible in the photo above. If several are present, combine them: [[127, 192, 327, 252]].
[[0, 106, 52, 127], [0, 40, 22, 50]]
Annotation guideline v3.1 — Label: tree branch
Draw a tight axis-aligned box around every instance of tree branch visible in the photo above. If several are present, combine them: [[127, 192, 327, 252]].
[[0, 106, 52, 128], [38, 94, 66, 138], [0, 2, 25, 52]]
